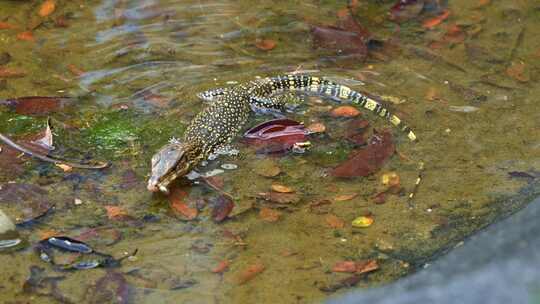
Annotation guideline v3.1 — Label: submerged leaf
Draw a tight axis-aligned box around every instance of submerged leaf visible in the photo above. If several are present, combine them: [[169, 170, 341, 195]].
[[331, 130, 395, 177], [259, 207, 281, 222], [0, 96, 73, 115], [210, 195, 235, 222], [236, 262, 265, 285]]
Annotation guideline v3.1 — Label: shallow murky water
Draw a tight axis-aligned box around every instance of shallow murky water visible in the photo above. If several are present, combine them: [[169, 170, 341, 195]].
[[0, 0, 539, 303]]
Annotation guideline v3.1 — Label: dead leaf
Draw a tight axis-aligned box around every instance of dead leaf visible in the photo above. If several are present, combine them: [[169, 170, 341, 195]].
[[0, 67, 26, 78], [211, 195, 234, 222], [259, 207, 281, 222], [67, 64, 84, 77], [212, 260, 230, 273], [55, 163, 72, 172], [331, 105, 361, 118], [258, 192, 300, 204], [332, 259, 378, 274], [506, 61, 530, 82], [17, 31, 35, 41], [236, 262, 265, 285], [422, 10, 451, 29], [325, 214, 344, 228], [255, 39, 277, 51], [0, 22, 14, 30], [104, 205, 128, 220], [169, 187, 198, 220], [253, 159, 281, 177], [271, 183, 294, 193], [331, 130, 395, 178], [307, 122, 326, 133], [333, 193, 357, 202], [39, 0, 56, 17]]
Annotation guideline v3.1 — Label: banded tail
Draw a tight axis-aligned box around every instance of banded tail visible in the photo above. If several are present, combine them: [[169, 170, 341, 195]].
[[264, 75, 417, 142]]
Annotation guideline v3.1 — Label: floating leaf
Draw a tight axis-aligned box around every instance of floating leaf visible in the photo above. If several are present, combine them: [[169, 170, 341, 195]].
[[330, 106, 361, 118], [259, 207, 281, 222], [236, 262, 265, 285], [271, 183, 294, 193], [352, 215, 374, 228], [331, 130, 395, 178]]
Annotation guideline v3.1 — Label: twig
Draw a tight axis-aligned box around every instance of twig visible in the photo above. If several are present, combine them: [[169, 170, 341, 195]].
[[0, 132, 110, 169]]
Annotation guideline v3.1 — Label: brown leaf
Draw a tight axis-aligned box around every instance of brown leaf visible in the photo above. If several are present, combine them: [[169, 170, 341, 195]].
[[271, 183, 294, 193], [331, 130, 395, 178], [333, 193, 357, 202], [1, 96, 72, 115], [259, 207, 281, 222], [506, 61, 530, 82], [332, 259, 379, 273], [325, 214, 344, 228], [211, 195, 234, 222], [67, 64, 84, 76], [422, 10, 451, 29], [169, 187, 198, 220], [311, 25, 368, 58], [307, 122, 326, 133], [17, 31, 35, 41], [0, 22, 14, 30], [39, 0, 56, 17], [212, 260, 230, 273], [104, 205, 128, 220], [330, 106, 361, 118], [236, 262, 265, 285], [0, 67, 26, 78], [255, 39, 277, 51]]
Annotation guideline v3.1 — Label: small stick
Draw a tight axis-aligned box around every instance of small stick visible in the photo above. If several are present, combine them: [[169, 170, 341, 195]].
[[0, 132, 110, 169]]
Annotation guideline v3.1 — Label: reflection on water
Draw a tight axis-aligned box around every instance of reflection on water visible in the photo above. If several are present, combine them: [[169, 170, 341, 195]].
[[0, 0, 539, 303]]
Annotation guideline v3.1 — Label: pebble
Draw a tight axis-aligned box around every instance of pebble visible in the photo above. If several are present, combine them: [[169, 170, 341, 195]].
[[221, 163, 238, 170]]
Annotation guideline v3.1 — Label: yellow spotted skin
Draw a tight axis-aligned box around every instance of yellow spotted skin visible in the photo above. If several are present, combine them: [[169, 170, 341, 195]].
[[184, 75, 417, 160]]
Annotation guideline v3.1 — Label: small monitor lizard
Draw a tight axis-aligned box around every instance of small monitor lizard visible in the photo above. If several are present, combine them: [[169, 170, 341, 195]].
[[147, 75, 418, 195]]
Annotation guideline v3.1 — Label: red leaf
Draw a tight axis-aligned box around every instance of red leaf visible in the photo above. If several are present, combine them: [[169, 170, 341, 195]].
[[331, 130, 395, 178], [244, 119, 308, 153]]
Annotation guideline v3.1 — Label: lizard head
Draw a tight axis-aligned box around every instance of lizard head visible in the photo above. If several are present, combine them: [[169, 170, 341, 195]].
[[147, 139, 201, 194]]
